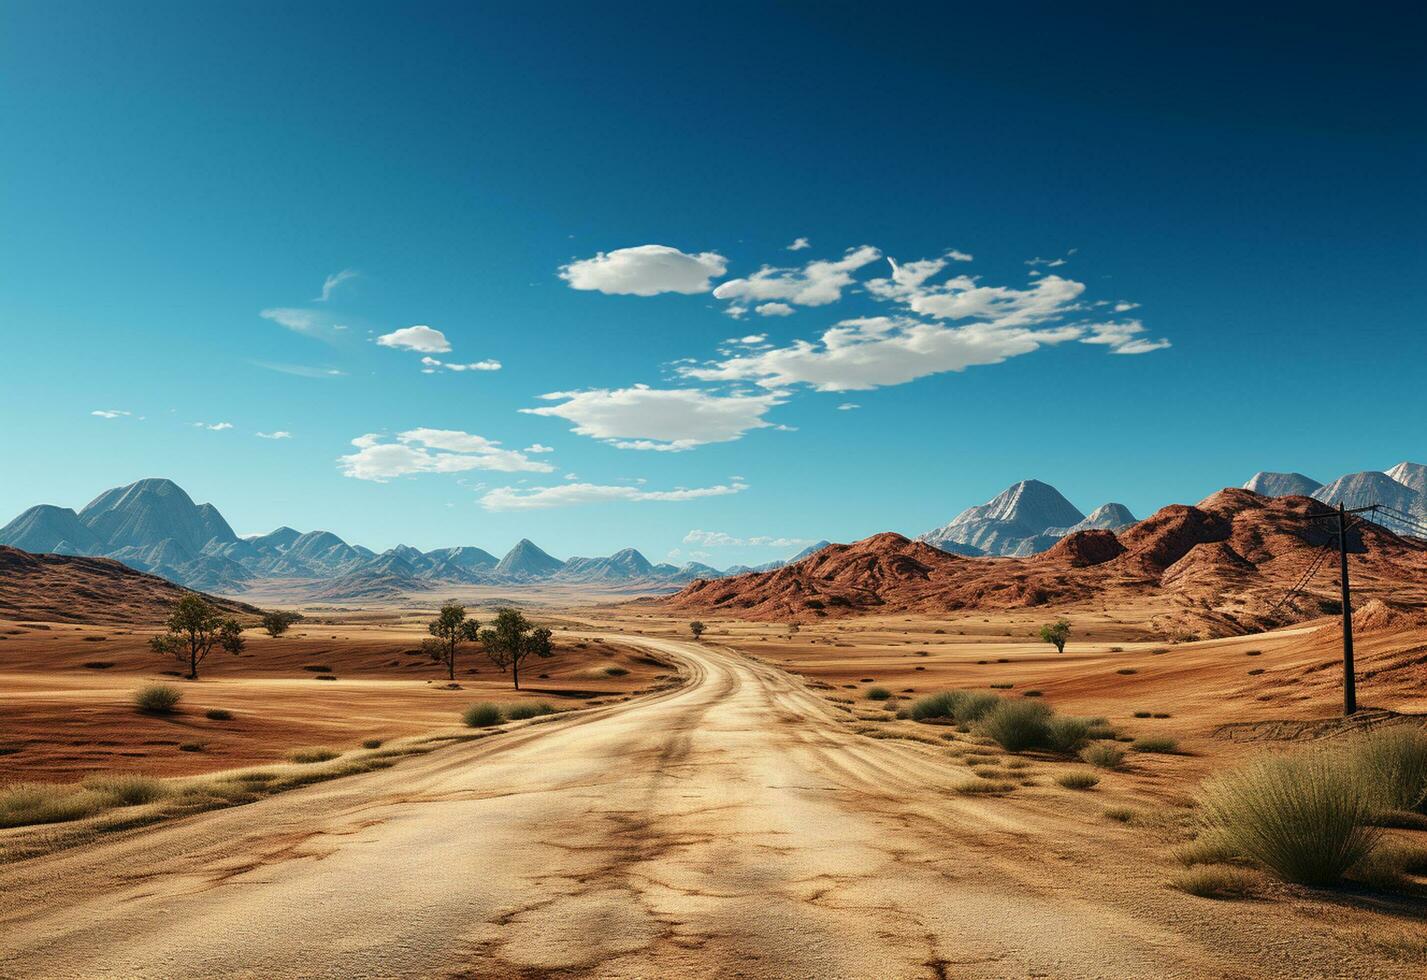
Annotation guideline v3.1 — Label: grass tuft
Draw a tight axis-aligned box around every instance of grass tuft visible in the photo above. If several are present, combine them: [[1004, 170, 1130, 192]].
[[978, 699, 1051, 752], [1055, 770, 1101, 790], [1045, 716, 1092, 754], [505, 702, 556, 721], [81, 774, 168, 806], [1197, 749, 1380, 885], [134, 684, 182, 713], [1132, 736, 1179, 754], [865, 687, 892, 701], [204, 708, 233, 721], [1350, 727, 1427, 814], [462, 703, 503, 727], [286, 747, 341, 764], [1081, 743, 1126, 769], [361, 738, 383, 749]]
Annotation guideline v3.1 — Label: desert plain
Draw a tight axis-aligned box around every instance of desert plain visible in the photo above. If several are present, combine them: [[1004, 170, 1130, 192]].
[[1, 581, 1425, 979]]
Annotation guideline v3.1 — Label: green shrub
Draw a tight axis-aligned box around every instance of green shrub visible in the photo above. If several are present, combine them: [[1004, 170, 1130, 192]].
[[1132, 736, 1179, 753], [866, 687, 892, 701], [134, 684, 182, 713], [910, 691, 960, 720], [978, 700, 1051, 752], [287, 747, 341, 763], [1081, 743, 1126, 769], [81, 774, 168, 806], [1055, 770, 1100, 790], [1197, 749, 1381, 885], [462, 703, 503, 727], [1171, 865, 1257, 898], [1046, 716, 1093, 754], [955, 692, 1001, 722], [205, 708, 233, 721], [1348, 727, 1427, 813]]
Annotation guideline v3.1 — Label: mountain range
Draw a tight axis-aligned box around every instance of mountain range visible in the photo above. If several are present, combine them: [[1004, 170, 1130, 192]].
[[1242, 462, 1427, 524], [0, 479, 817, 598], [915, 480, 1138, 557]]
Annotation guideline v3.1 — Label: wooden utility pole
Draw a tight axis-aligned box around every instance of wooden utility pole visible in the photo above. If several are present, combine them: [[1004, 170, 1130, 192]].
[[1335, 503, 1356, 715]]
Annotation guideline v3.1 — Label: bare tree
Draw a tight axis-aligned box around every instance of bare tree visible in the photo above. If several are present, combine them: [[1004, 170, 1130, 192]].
[[480, 607, 553, 690], [149, 595, 245, 679], [423, 602, 480, 681]]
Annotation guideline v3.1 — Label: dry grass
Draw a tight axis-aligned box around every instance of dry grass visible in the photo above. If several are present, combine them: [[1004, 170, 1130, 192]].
[[134, 684, 182, 713], [286, 747, 341, 764], [1171, 865, 1258, 898], [462, 703, 503, 727], [1350, 727, 1427, 814], [978, 700, 1051, 751], [954, 777, 1016, 794], [1081, 743, 1126, 769], [1132, 736, 1179, 754], [1055, 770, 1101, 790], [1198, 749, 1380, 886]]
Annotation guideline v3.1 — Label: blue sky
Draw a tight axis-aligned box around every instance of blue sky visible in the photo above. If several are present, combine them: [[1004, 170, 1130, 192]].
[[2, 2, 1423, 565]]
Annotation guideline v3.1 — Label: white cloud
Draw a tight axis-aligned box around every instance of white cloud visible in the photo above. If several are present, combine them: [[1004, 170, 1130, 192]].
[[947, 249, 974, 262], [377, 325, 451, 353], [559, 245, 728, 296], [683, 529, 810, 548], [193, 421, 234, 431], [837, 402, 860, 410], [523, 443, 554, 454], [1113, 301, 1140, 313], [893, 273, 1086, 326], [256, 431, 292, 440], [251, 361, 346, 378], [521, 385, 784, 451], [314, 269, 358, 302], [481, 480, 748, 511], [712, 245, 881, 307], [91, 409, 130, 419], [755, 302, 795, 317], [1026, 255, 1068, 267], [681, 315, 1084, 392], [338, 429, 556, 482], [736, 334, 766, 344], [786, 237, 811, 251], [419, 355, 502, 373], [1079, 320, 1172, 355], [260, 307, 342, 339]]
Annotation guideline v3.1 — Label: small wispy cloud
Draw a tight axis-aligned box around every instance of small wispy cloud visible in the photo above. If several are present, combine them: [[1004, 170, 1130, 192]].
[[256, 431, 292, 440], [837, 403, 860, 411], [481, 479, 748, 511], [419, 356, 502, 374], [314, 269, 358, 302], [251, 361, 347, 378], [786, 237, 811, 251], [193, 421, 234, 431], [91, 409, 130, 419]]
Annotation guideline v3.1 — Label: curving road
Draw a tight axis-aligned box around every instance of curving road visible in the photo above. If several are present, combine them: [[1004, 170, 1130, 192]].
[[0, 638, 1413, 979]]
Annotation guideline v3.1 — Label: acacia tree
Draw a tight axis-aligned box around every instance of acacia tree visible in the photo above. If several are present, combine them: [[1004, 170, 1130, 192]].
[[689, 620, 705, 639], [423, 602, 480, 681], [149, 594, 245, 679], [1039, 619, 1071, 654], [480, 607, 553, 690], [262, 610, 303, 637]]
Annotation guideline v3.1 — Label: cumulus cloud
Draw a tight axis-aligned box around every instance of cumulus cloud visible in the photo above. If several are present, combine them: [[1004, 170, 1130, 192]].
[[521, 385, 784, 451], [712, 245, 881, 308], [91, 409, 130, 419], [338, 429, 556, 482], [755, 302, 795, 317], [256, 431, 292, 439], [1079, 320, 1172, 355], [523, 443, 554, 454], [683, 529, 809, 548], [559, 245, 728, 296], [377, 325, 451, 353], [786, 237, 811, 251], [481, 480, 748, 511], [419, 356, 502, 374], [314, 269, 358, 302], [193, 421, 234, 431], [947, 249, 974, 262]]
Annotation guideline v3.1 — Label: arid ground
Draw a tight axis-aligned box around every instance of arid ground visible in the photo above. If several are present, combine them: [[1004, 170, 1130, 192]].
[[1, 599, 1425, 978]]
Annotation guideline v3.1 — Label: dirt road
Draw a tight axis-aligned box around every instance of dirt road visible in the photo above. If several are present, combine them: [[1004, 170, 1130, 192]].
[[0, 638, 1417, 978]]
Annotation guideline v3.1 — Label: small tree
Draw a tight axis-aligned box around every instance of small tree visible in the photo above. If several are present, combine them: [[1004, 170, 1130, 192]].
[[423, 602, 479, 681], [480, 607, 553, 690], [150, 594, 245, 679], [262, 610, 303, 638], [1039, 619, 1071, 654], [689, 620, 705, 640]]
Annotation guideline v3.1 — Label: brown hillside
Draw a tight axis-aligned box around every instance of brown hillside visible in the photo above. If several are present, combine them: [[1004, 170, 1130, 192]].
[[656, 490, 1427, 636], [0, 547, 259, 624]]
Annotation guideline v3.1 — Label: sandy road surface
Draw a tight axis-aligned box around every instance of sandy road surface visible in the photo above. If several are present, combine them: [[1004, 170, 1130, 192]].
[[0, 638, 1417, 979]]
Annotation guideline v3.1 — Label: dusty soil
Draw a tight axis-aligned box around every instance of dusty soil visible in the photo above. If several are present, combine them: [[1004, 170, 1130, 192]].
[[1, 633, 1424, 979], [0, 617, 671, 781]]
